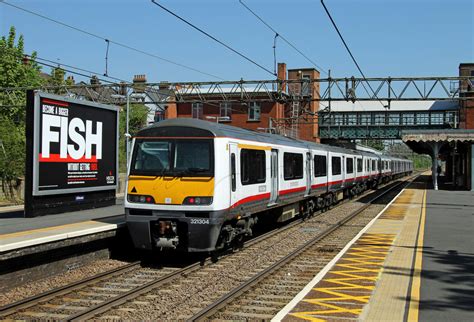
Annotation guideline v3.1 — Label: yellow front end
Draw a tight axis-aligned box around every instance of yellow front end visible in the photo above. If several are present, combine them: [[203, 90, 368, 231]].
[[127, 175, 214, 205]]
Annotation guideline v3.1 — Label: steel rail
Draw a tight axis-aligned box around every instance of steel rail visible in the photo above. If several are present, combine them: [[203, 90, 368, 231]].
[[0, 173, 415, 320], [188, 174, 418, 321], [0, 261, 141, 317]]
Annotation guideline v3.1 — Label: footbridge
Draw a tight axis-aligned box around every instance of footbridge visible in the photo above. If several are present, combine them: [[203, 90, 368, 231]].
[[318, 100, 459, 140]]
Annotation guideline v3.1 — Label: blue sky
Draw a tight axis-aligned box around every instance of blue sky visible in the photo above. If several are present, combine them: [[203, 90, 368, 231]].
[[1, 0, 473, 83]]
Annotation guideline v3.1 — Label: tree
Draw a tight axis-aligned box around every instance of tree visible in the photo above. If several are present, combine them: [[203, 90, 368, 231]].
[[0, 26, 44, 121], [0, 26, 44, 199], [386, 142, 431, 170], [364, 139, 384, 152], [118, 103, 149, 172]]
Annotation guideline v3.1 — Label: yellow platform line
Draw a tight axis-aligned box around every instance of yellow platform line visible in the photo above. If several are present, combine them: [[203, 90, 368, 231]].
[[0, 220, 102, 239], [407, 189, 427, 322]]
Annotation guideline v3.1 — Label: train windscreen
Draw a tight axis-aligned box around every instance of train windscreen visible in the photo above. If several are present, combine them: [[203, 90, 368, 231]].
[[130, 139, 214, 177]]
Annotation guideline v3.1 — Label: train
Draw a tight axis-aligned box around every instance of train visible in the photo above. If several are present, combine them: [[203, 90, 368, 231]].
[[125, 118, 412, 253]]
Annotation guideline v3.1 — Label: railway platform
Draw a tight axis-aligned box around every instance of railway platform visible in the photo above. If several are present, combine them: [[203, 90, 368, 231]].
[[274, 173, 473, 322], [0, 199, 125, 255], [0, 199, 127, 291]]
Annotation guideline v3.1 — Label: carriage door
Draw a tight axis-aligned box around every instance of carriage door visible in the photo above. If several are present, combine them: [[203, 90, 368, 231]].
[[305, 152, 312, 196], [269, 149, 279, 205], [229, 143, 238, 206]]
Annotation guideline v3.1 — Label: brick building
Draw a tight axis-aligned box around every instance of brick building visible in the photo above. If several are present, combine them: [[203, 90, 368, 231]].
[[459, 63, 474, 129], [164, 63, 321, 142]]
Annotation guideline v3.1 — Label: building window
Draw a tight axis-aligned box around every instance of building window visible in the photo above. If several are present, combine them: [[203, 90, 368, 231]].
[[192, 103, 203, 119], [431, 112, 444, 125], [344, 114, 356, 125], [284, 153, 303, 180], [241, 149, 266, 185], [402, 113, 415, 125], [332, 156, 341, 175], [374, 113, 385, 125], [301, 74, 311, 96], [416, 113, 429, 125], [314, 155, 327, 177], [220, 102, 232, 120], [360, 114, 371, 125], [154, 111, 164, 122], [346, 157, 354, 174], [388, 113, 400, 125], [248, 102, 261, 121]]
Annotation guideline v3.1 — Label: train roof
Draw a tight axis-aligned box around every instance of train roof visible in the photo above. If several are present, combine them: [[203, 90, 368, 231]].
[[137, 118, 324, 148], [137, 118, 402, 159]]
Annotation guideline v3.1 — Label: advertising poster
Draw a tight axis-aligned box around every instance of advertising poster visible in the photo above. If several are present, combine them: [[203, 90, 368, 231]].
[[32, 92, 118, 196]]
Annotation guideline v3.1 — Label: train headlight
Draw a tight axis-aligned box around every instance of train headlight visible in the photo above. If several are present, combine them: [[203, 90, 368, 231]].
[[183, 196, 213, 205], [128, 194, 155, 204]]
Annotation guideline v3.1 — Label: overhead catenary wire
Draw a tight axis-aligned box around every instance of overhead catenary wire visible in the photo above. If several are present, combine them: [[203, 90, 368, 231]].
[[320, 0, 386, 108], [150, 0, 276, 77], [0, 47, 128, 83], [239, 0, 328, 76], [0, 0, 224, 80]]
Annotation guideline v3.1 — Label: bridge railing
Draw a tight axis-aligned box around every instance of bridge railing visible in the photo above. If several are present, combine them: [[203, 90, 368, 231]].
[[319, 110, 458, 139]]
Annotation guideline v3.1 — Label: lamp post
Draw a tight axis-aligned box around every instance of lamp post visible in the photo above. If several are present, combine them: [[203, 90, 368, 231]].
[[111, 92, 132, 170]]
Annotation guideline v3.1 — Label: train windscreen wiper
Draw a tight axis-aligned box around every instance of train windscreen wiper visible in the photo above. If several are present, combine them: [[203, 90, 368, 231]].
[[186, 167, 208, 173]]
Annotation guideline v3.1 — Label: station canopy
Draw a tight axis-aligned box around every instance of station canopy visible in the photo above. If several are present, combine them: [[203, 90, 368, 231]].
[[401, 129, 474, 155]]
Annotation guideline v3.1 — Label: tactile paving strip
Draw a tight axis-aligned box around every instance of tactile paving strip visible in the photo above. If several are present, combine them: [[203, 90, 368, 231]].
[[286, 233, 395, 321]]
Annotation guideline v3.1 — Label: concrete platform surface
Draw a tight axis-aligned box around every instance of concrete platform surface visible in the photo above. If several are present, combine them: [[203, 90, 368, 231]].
[[274, 174, 474, 322], [0, 199, 125, 253]]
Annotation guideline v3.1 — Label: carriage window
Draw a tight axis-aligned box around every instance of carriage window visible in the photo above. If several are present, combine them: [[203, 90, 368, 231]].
[[332, 156, 341, 175], [372, 160, 376, 171], [346, 157, 354, 174], [284, 153, 303, 180], [357, 158, 363, 173], [231, 153, 236, 191], [241, 149, 266, 185], [314, 155, 327, 177]]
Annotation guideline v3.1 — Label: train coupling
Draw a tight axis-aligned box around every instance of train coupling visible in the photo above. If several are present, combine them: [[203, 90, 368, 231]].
[[154, 220, 179, 249]]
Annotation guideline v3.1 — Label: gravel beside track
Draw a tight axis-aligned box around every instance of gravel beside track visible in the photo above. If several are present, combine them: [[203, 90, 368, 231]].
[[1, 262, 181, 320], [0, 176, 412, 321], [95, 179, 408, 321], [0, 259, 128, 307]]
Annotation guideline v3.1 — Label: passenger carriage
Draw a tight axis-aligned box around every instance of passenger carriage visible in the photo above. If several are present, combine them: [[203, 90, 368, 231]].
[[125, 119, 412, 253]]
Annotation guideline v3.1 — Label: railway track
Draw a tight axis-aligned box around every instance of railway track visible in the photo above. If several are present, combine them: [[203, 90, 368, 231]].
[[0, 174, 416, 320], [189, 175, 418, 321]]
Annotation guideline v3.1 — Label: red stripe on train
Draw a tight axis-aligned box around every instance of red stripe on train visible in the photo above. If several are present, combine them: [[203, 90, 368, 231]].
[[230, 192, 270, 209]]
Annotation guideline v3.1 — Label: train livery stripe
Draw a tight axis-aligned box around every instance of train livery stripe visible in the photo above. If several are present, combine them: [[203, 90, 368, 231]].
[[279, 187, 306, 196], [237, 144, 272, 151], [311, 183, 327, 189], [230, 192, 271, 209]]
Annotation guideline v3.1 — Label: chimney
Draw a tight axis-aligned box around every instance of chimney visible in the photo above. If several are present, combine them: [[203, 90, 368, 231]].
[[119, 81, 127, 96], [277, 63, 287, 92], [90, 75, 100, 86], [133, 74, 147, 93], [66, 75, 75, 85], [22, 55, 30, 66]]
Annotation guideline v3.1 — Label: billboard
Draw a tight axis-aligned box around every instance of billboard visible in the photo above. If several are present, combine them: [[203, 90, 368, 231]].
[[30, 91, 119, 196]]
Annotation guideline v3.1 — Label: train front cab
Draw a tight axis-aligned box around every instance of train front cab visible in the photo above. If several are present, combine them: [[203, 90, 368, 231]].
[[125, 130, 226, 253]]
